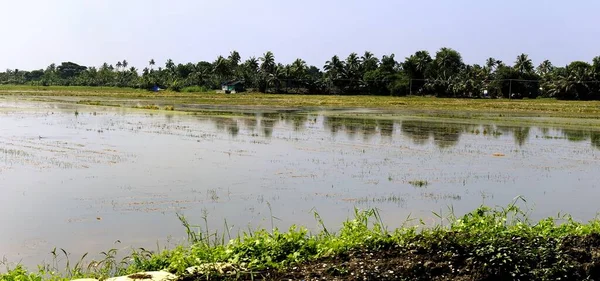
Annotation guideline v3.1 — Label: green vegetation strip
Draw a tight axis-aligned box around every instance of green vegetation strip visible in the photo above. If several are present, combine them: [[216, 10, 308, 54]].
[[3, 86, 600, 118], [3, 200, 600, 280]]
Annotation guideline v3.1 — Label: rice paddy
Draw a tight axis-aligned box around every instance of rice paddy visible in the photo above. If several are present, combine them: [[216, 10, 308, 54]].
[[1, 97, 600, 280]]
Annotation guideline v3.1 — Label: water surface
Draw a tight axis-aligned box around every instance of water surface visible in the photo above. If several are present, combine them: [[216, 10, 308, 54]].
[[1, 100, 599, 267]]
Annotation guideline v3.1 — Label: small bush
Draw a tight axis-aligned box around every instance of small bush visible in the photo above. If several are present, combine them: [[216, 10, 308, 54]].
[[181, 86, 210, 93]]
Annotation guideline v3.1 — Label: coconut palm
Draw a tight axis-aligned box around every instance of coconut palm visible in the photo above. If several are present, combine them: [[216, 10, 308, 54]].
[[229, 51, 241, 67], [345, 53, 361, 76], [537, 60, 554, 76], [213, 56, 231, 80], [433, 47, 464, 79], [514, 54, 534, 74], [324, 55, 344, 79], [290, 59, 307, 79], [403, 51, 432, 79], [260, 51, 276, 74], [361, 51, 379, 72], [165, 59, 175, 72]]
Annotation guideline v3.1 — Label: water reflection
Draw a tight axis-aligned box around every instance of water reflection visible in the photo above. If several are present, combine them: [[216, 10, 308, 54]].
[[213, 117, 240, 137], [401, 121, 464, 148], [206, 112, 600, 150]]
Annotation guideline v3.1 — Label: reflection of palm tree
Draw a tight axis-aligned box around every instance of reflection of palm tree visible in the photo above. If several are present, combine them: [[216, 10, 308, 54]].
[[261, 118, 275, 138], [378, 119, 395, 137], [513, 127, 530, 146], [591, 132, 600, 150], [401, 120, 465, 148]]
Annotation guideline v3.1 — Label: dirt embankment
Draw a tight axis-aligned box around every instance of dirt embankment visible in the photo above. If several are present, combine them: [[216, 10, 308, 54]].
[[180, 234, 600, 281]]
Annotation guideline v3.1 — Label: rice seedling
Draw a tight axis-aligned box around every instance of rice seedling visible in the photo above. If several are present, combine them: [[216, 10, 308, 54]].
[[408, 180, 429, 188]]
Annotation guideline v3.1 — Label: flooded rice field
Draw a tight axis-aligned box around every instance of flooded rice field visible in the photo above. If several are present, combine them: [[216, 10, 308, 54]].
[[1, 100, 600, 267]]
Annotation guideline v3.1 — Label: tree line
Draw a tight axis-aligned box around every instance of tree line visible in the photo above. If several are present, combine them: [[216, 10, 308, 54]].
[[2, 48, 600, 100]]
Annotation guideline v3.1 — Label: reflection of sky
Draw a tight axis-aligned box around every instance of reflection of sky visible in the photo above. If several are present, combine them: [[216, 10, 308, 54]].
[[1, 106, 600, 269]]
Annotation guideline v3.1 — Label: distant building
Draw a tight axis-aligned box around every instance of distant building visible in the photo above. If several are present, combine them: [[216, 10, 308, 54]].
[[221, 81, 245, 93]]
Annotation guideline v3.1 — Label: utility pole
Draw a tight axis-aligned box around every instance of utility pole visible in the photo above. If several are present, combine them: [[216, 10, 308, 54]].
[[409, 79, 413, 95], [509, 79, 512, 100]]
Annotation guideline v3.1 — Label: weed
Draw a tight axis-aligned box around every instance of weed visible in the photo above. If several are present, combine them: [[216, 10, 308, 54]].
[[7, 200, 600, 280], [408, 180, 429, 188]]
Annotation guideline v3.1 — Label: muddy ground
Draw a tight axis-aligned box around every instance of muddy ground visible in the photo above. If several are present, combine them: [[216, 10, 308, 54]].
[[181, 234, 600, 281]]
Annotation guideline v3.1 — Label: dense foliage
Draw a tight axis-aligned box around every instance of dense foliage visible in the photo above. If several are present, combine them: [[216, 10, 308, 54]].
[[2, 48, 600, 99]]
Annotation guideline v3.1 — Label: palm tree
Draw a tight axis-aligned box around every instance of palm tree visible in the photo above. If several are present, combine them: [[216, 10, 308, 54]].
[[290, 58, 307, 79], [361, 51, 379, 72], [116, 61, 122, 71], [413, 52, 431, 74], [122, 60, 129, 69], [324, 55, 344, 78], [434, 48, 464, 79], [149, 59, 155, 70], [323, 55, 346, 93], [514, 54, 534, 74], [380, 54, 398, 74], [165, 59, 175, 72], [344, 53, 362, 92], [228, 51, 241, 67], [244, 57, 259, 73], [345, 53, 361, 74], [213, 56, 231, 80], [260, 51, 276, 74], [485, 57, 497, 70], [256, 52, 276, 93], [537, 60, 553, 76]]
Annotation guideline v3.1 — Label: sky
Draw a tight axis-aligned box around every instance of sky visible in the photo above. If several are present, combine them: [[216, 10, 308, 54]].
[[1, 0, 599, 71]]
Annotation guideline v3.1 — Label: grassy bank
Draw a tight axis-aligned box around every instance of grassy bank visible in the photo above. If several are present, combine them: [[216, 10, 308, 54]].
[[3, 200, 600, 281], [2, 85, 600, 118]]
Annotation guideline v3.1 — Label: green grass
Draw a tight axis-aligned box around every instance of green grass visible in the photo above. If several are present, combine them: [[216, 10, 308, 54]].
[[181, 86, 210, 93], [3, 85, 600, 118], [4, 198, 600, 280], [0, 85, 147, 94]]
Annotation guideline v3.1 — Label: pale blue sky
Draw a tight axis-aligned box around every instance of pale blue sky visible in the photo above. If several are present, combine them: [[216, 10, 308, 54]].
[[1, 0, 599, 71]]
